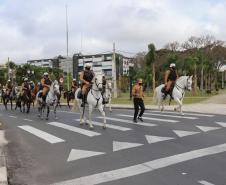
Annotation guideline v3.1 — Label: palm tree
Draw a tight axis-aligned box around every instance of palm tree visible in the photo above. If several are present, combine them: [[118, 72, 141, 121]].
[[146, 43, 156, 91]]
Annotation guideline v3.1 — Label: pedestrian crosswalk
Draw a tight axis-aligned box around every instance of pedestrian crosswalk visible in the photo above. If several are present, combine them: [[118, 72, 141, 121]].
[[15, 110, 222, 160]]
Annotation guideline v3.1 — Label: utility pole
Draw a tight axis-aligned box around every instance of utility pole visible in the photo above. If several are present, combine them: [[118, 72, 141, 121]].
[[112, 42, 118, 98], [65, 4, 70, 91], [7, 57, 10, 81]]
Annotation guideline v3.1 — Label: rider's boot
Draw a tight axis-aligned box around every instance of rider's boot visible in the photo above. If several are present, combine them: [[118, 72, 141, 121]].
[[162, 91, 168, 100], [42, 95, 46, 105], [81, 94, 86, 107]]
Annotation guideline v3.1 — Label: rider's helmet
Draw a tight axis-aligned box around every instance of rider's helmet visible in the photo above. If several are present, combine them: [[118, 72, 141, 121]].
[[138, 79, 143, 84], [43, 72, 49, 77], [7, 79, 11, 83], [72, 78, 76, 81], [170, 63, 176, 68], [24, 78, 28, 82], [85, 63, 91, 70]]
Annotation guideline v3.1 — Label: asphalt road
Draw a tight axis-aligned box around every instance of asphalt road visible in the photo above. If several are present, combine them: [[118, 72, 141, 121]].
[[1, 105, 226, 185]]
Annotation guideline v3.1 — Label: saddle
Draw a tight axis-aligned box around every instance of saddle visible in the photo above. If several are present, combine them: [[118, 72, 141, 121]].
[[161, 85, 174, 100]]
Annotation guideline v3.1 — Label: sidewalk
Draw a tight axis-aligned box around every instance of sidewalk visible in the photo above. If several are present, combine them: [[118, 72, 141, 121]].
[[106, 103, 226, 115]]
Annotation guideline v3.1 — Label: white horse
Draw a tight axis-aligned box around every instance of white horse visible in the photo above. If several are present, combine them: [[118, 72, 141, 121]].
[[75, 75, 106, 129], [103, 81, 112, 112], [36, 80, 60, 120], [154, 76, 193, 115]]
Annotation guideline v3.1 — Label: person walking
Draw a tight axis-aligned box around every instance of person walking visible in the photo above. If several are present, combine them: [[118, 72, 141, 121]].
[[132, 79, 145, 123]]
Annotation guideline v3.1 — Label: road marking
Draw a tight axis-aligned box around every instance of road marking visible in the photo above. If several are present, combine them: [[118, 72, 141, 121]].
[[145, 135, 175, 144], [117, 114, 178, 123], [216, 122, 226, 127], [47, 122, 101, 137], [97, 117, 157, 127], [113, 141, 143, 152], [24, 119, 33, 122], [146, 113, 197, 120], [196, 126, 220, 132], [173, 130, 200, 137], [151, 110, 214, 117], [74, 119, 132, 131], [67, 149, 105, 162], [198, 180, 215, 185], [57, 110, 80, 114], [9, 115, 17, 118], [18, 125, 64, 144], [54, 143, 226, 185]]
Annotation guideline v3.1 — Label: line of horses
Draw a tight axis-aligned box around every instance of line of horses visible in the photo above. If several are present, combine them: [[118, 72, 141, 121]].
[[0, 75, 193, 130]]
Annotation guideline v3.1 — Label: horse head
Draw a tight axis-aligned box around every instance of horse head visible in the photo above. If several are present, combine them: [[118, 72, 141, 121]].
[[186, 75, 193, 91], [94, 75, 103, 91], [52, 80, 60, 96]]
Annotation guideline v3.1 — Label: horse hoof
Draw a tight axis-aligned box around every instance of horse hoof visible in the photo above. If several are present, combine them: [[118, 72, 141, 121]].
[[89, 126, 94, 130], [174, 108, 177, 111], [103, 126, 106, 129], [46, 118, 49, 120]]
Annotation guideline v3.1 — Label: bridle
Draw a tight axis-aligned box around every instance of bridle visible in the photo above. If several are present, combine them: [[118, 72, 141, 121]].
[[90, 77, 103, 107], [175, 76, 191, 94]]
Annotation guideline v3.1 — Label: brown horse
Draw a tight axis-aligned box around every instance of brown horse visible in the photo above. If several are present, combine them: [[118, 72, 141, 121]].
[[31, 84, 39, 107]]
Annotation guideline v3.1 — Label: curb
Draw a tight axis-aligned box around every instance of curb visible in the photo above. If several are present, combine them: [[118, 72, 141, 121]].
[[0, 123, 8, 185]]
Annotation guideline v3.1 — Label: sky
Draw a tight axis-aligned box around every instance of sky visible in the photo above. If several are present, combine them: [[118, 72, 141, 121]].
[[0, 0, 226, 64]]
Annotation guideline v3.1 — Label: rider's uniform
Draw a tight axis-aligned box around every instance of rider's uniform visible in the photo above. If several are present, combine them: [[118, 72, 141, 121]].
[[6, 83, 13, 96], [164, 67, 178, 93], [102, 76, 107, 104], [80, 69, 95, 95], [71, 81, 78, 94], [21, 82, 30, 97], [41, 77, 52, 97]]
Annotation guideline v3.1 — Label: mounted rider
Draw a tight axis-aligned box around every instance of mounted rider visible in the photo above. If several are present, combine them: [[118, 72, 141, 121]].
[[71, 78, 78, 94], [80, 63, 95, 107], [21, 78, 31, 99], [102, 74, 107, 104], [41, 72, 52, 103], [162, 63, 178, 99], [6, 79, 13, 96]]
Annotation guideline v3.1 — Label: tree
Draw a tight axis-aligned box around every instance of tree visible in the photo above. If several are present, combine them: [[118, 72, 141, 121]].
[[146, 43, 156, 91]]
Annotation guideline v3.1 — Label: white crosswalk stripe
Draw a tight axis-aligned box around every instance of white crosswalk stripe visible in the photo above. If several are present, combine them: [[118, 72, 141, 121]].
[[74, 119, 132, 131], [18, 125, 65, 144], [47, 122, 101, 137], [54, 143, 226, 185], [146, 112, 198, 120], [216, 122, 226, 127], [113, 141, 143, 152], [196, 126, 221, 132], [96, 117, 157, 127], [173, 130, 200, 137], [117, 114, 179, 123], [151, 110, 214, 117], [145, 135, 175, 144], [198, 180, 215, 185]]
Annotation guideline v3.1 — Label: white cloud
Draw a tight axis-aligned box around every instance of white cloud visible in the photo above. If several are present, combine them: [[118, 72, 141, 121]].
[[0, 0, 225, 64]]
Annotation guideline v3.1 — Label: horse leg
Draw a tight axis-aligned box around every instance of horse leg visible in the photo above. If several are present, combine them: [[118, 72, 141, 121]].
[[54, 104, 58, 119], [174, 97, 183, 115], [98, 104, 106, 129], [10, 99, 13, 110], [46, 106, 49, 120], [27, 102, 30, 113], [68, 97, 70, 109], [88, 104, 94, 129], [109, 98, 112, 112]]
